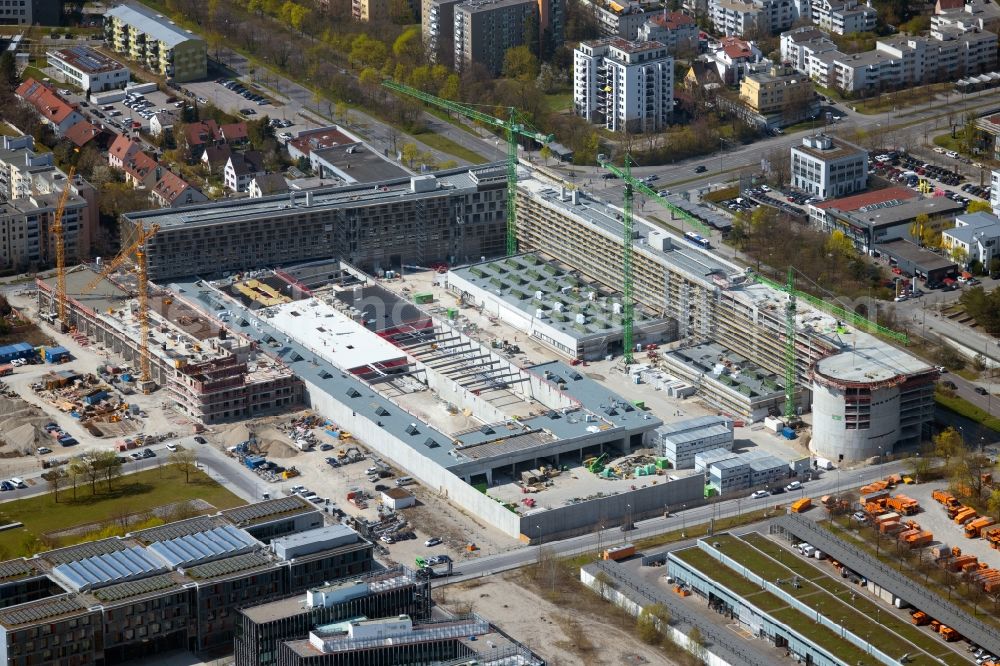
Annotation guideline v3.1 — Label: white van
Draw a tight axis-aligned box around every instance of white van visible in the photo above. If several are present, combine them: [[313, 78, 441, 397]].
[[395, 476, 415, 487]]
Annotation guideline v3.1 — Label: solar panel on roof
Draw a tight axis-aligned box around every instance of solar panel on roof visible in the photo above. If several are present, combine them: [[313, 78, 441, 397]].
[[0, 596, 84, 627], [222, 496, 307, 526], [93, 573, 178, 603], [185, 551, 271, 580], [0, 559, 35, 581]]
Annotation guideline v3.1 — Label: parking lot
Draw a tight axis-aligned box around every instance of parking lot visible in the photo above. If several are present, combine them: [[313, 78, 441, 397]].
[[182, 78, 313, 139]]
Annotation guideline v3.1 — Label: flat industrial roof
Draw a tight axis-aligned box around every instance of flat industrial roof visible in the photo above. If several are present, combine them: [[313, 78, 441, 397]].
[[837, 196, 964, 229], [666, 341, 787, 399], [450, 253, 664, 340], [311, 144, 409, 184], [266, 298, 407, 372], [38, 265, 131, 319], [877, 239, 956, 271], [123, 163, 502, 230], [48, 46, 125, 74]]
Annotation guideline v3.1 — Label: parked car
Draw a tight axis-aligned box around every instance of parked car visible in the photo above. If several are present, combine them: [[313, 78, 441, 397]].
[[975, 386, 989, 395], [750, 490, 770, 499], [166, 443, 178, 452], [36, 447, 52, 455], [784, 481, 802, 492], [694, 165, 707, 173], [194, 436, 207, 444], [424, 537, 442, 547]]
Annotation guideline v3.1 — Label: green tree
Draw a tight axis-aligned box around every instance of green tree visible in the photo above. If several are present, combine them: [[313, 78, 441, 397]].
[[392, 26, 424, 62], [42, 469, 67, 502], [934, 426, 964, 463], [910, 213, 930, 242], [169, 448, 198, 482], [502, 45, 539, 82], [950, 245, 969, 265], [826, 229, 855, 257], [93, 450, 123, 492], [350, 34, 388, 69], [990, 256, 1000, 277], [438, 73, 460, 101], [539, 144, 552, 164], [988, 488, 1000, 521], [966, 200, 992, 214], [401, 142, 419, 167]]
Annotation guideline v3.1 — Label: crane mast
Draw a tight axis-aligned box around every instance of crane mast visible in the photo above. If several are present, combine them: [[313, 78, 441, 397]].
[[784, 267, 796, 421], [381, 80, 553, 256], [52, 166, 76, 331], [622, 156, 634, 366]]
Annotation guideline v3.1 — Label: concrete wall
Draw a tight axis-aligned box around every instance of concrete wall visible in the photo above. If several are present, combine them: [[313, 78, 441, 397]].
[[301, 378, 522, 538], [811, 380, 900, 461], [520, 474, 703, 540]]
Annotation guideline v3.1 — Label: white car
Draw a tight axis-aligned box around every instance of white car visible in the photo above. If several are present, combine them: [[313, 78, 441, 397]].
[[785, 481, 802, 492], [166, 443, 178, 452], [424, 537, 442, 547], [36, 447, 52, 455], [750, 490, 770, 500], [933, 147, 946, 154]]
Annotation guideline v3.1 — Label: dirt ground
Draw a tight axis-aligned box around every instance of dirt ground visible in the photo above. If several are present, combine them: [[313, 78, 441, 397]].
[[439, 573, 680, 666]]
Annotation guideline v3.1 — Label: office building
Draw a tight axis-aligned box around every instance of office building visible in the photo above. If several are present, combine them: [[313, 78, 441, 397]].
[[811, 0, 876, 34], [734, 62, 819, 129], [637, 10, 698, 54], [992, 168, 1000, 213], [0, 136, 96, 272], [808, 187, 964, 254], [46, 46, 130, 93], [942, 211, 1000, 267], [0, 0, 58, 26], [708, 0, 809, 37], [790, 133, 868, 199], [235, 567, 431, 666], [656, 415, 734, 469], [0, 498, 374, 665], [120, 164, 509, 281], [573, 38, 674, 133], [104, 4, 207, 82]]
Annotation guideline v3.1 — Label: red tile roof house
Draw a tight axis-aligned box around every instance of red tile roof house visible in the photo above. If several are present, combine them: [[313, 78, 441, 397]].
[[122, 150, 159, 188], [150, 168, 207, 208], [184, 120, 249, 159], [108, 133, 143, 170], [15, 78, 86, 137]]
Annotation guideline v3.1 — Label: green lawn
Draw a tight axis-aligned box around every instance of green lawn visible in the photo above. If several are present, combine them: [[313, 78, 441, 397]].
[[674, 547, 770, 597], [935, 391, 1000, 432], [412, 130, 487, 165], [543, 91, 572, 113], [0, 465, 245, 555]]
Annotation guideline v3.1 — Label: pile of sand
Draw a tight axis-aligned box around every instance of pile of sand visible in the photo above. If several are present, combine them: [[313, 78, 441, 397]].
[[218, 423, 252, 447], [0, 396, 50, 455]]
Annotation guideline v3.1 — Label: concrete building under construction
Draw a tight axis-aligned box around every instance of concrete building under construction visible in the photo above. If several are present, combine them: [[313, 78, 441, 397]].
[[515, 175, 936, 460], [36, 266, 302, 423]]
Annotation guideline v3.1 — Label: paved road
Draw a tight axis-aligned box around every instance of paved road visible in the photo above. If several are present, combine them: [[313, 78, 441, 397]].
[[437, 458, 914, 585], [214, 48, 507, 167]]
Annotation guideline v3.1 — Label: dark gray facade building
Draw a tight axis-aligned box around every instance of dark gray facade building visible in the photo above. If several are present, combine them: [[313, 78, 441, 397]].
[[0, 498, 374, 666], [122, 164, 509, 281]]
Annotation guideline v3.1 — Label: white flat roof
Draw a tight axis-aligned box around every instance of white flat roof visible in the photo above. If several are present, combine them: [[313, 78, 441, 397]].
[[814, 336, 932, 383], [267, 298, 406, 372]]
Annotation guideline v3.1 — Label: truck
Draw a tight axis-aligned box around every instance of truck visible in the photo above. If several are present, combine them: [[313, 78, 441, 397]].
[[964, 516, 996, 538], [932, 489, 958, 507], [603, 543, 636, 561], [984, 525, 1000, 549], [905, 531, 933, 548], [887, 494, 920, 515], [0, 364, 12, 377], [910, 610, 930, 625], [791, 497, 812, 513], [938, 625, 960, 642], [953, 507, 978, 525]]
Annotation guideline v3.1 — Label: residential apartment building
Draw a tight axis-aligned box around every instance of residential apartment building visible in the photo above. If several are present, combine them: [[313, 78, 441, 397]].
[[120, 164, 509, 281], [637, 10, 698, 54], [706, 35, 763, 84], [15, 78, 86, 137], [709, 0, 809, 37], [573, 38, 674, 133], [736, 62, 819, 128], [932, 0, 1000, 36], [224, 151, 265, 192], [942, 211, 1000, 266], [0, 499, 373, 665], [791, 133, 868, 199], [587, 0, 648, 39], [104, 4, 207, 82], [811, 0, 876, 34], [423, 0, 463, 63], [992, 167, 1000, 213], [0, 0, 58, 26], [780, 23, 997, 93], [453, 0, 563, 74], [47, 46, 130, 93], [0, 136, 95, 272]]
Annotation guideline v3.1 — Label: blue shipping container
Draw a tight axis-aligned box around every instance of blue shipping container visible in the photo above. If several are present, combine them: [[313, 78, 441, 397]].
[[44, 346, 70, 363], [0, 342, 34, 363]]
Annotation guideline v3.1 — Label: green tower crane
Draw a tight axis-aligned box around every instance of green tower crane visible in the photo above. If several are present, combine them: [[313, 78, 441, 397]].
[[382, 80, 554, 256], [622, 155, 635, 365], [596, 161, 713, 237], [783, 267, 797, 421]]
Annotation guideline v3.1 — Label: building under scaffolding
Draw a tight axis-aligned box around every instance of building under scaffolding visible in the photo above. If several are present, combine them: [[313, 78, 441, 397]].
[[36, 266, 302, 423]]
